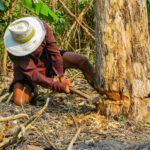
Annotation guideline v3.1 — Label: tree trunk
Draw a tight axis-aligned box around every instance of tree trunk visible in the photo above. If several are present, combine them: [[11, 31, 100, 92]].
[[94, 0, 150, 119]]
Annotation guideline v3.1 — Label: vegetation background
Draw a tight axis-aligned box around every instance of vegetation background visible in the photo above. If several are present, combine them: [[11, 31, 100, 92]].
[[0, 0, 95, 78], [0, 0, 150, 76], [0, 1, 150, 149]]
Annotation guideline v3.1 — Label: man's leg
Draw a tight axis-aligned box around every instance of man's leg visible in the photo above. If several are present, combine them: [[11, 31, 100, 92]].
[[13, 83, 32, 105], [62, 52, 96, 88]]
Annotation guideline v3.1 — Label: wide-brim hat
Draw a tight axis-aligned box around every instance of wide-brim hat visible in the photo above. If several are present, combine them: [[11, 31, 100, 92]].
[[4, 17, 46, 56]]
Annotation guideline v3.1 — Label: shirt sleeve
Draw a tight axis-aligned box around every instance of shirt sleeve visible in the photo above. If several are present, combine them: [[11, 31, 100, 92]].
[[9, 54, 66, 92], [44, 22, 64, 77]]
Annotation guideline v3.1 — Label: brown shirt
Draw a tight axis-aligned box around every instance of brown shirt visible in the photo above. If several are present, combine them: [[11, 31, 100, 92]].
[[9, 22, 66, 92]]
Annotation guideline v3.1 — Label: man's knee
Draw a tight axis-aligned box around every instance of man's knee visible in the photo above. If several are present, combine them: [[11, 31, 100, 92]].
[[78, 56, 90, 69], [13, 83, 31, 105]]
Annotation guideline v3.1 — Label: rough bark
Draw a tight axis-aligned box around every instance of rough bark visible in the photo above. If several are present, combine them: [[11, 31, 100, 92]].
[[96, 98, 150, 121], [95, 0, 150, 99], [94, 0, 150, 119]]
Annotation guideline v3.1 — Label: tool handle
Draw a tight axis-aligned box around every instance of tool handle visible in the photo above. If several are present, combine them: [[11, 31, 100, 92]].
[[70, 87, 90, 99]]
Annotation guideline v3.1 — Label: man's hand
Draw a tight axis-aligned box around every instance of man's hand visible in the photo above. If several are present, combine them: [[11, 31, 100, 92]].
[[59, 76, 72, 93]]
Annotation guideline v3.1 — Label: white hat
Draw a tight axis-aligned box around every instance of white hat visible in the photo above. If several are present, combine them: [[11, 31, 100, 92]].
[[4, 17, 46, 56]]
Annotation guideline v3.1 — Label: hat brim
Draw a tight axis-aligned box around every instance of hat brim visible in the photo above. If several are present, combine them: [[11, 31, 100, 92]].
[[4, 17, 46, 56]]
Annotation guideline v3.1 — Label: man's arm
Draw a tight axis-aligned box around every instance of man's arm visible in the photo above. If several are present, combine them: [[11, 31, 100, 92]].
[[9, 54, 66, 92], [44, 23, 72, 92], [44, 22, 64, 77]]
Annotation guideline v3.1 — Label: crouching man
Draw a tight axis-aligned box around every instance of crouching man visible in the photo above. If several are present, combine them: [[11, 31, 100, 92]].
[[4, 17, 96, 105]]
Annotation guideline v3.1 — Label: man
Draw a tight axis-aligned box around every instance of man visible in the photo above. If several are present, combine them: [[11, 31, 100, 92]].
[[4, 16, 96, 105]]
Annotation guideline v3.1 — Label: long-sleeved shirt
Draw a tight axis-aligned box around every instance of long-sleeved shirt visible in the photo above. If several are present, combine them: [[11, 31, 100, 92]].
[[9, 22, 66, 92]]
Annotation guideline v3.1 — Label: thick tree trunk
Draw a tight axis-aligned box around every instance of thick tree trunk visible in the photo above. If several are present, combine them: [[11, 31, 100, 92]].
[[94, 0, 150, 119], [95, 0, 150, 98]]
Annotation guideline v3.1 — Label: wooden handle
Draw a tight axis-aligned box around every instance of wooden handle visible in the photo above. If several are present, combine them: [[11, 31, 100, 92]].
[[70, 87, 90, 99]]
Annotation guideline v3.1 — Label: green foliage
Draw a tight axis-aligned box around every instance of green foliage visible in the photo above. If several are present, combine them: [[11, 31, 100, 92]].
[[0, 0, 95, 57], [0, 0, 12, 37], [147, 0, 150, 32], [147, 0, 150, 15], [0, 0, 59, 51], [115, 115, 126, 123], [147, 1, 150, 14], [0, 0, 5, 11], [20, 0, 59, 21]]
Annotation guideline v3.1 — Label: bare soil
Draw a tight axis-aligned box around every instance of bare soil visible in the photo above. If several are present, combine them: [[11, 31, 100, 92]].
[[0, 75, 150, 150]]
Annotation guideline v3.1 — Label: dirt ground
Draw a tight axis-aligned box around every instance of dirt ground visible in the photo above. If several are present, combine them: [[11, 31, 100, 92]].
[[0, 73, 150, 150]]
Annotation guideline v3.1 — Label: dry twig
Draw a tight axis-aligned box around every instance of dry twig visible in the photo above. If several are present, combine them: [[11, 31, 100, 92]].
[[70, 88, 90, 99], [0, 93, 9, 103], [58, 0, 95, 40], [6, 92, 13, 103], [0, 114, 28, 122], [62, 0, 94, 47], [0, 98, 50, 148], [70, 114, 79, 129], [67, 127, 81, 150], [37, 127, 58, 150]]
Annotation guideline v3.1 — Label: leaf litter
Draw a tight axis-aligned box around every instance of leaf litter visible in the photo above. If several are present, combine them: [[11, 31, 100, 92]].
[[0, 73, 150, 149]]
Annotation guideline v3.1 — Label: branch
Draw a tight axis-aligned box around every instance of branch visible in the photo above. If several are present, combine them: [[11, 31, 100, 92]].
[[58, 0, 95, 40], [70, 88, 90, 99], [0, 93, 9, 103], [0, 98, 50, 148], [67, 127, 81, 150], [62, 0, 94, 47], [0, 114, 28, 122], [6, 92, 13, 103], [37, 127, 58, 150]]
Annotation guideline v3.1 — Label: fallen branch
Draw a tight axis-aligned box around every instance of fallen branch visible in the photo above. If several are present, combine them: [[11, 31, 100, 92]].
[[0, 114, 28, 122], [67, 127, 81, 150], [58, 0, 95, 40], [0, 98, 50, 148]]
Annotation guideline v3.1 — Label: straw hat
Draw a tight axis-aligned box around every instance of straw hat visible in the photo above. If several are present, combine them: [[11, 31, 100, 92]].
[[4, 17, 46, 56]]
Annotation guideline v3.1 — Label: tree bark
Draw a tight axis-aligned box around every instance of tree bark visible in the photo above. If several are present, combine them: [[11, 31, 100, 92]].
[[94, 0, 150, 119], [95, 0, 150, 99]]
